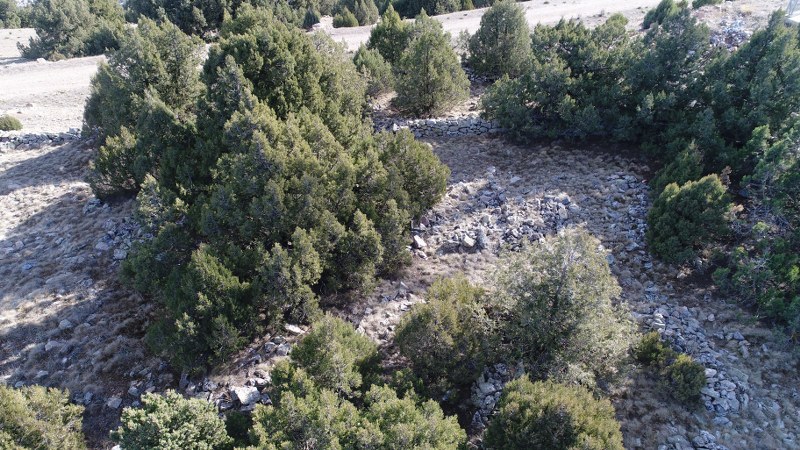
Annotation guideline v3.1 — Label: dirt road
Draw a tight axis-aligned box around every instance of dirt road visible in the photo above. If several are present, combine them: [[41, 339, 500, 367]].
[[326, 0, 663, 49], [1, 29, 104, 133]]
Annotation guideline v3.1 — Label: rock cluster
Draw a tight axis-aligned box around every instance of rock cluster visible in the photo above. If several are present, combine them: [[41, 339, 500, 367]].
[[91, 213, 140, 264], [710, 18, 750, 50], [0, 129, 80, 150], [374, 115, 502, 138], [469, 363, 520, 430]]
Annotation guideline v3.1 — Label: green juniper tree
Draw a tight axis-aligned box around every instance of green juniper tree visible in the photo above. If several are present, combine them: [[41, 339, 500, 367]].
[[19, 0, 125, 60], [494, 228, 634, 386], [367, 4, 409, 65], [467, 0, 531, 79], [647, 174, 733, 263], [395, 276, 495, 398], [0, 385, 86, 450], [87, 7, 448, 368], [394, 10, 469, 117], [112, 391, 231, 450], [484, 377, 624, 450]]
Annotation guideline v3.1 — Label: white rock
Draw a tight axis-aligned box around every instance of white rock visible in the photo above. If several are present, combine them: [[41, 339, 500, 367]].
[[284, 324, 305, 335], [58, 319, 73, 330], [412, 235, 427, 249], [478, 382, 496, 395], [462, 236, 476, 248], [232, 386, 260, 405]]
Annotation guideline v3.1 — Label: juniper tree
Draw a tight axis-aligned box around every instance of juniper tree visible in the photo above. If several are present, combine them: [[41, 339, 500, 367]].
[[494, 228, 634, 386], [647, 174, 732, 263], [394, 11, 469, 117], [468, 0, 531, 79], [19, 0, 125, 60], [0, 385, 86, 450], [484, 377, 624, 450], [367, 5, 409, 65]]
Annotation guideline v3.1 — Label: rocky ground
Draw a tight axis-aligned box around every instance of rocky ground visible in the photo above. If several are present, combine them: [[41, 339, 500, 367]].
[[0, 133, 170, 447], [195, 136, 800, 450], [1, 1, 797, 448], [3, 110, 800, 450]]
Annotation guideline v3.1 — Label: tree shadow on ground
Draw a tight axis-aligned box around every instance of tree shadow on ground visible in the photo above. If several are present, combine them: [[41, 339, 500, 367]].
[[0, 140, 93, 197], [0, 170, 158, 448]]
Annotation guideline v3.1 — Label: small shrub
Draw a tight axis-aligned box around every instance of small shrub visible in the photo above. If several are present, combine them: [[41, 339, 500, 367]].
[[634, 331, 675, 366], [290, 315, 380, 397], [467, 0, 531, 79], [302, 8, 321, 28], [484, 377, 624, 450], [333, 8, 359, 27], [692, 0, 721, 8], [394, 11, 469, 117], [646, 174, 732, 264], [642, 0, 682, 29], [111, 390, 231, 450], [649, 143, 703, 197], [395, 276, 495, 397], [354, 44, 393, 97], [0, 385, 86, 450], [0, 114, 22, 131], [635, 332, 706, 405], [664, 354, 706, 404]]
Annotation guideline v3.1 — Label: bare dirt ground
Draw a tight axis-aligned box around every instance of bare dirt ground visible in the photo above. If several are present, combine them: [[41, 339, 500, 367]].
[[1, 29, 104, 133], [0, 1, 795, 448]]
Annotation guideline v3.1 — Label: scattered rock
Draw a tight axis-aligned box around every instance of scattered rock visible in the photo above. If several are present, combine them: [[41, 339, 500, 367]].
[[106, 396, 122, 409], [276, 343, 291, 357]]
